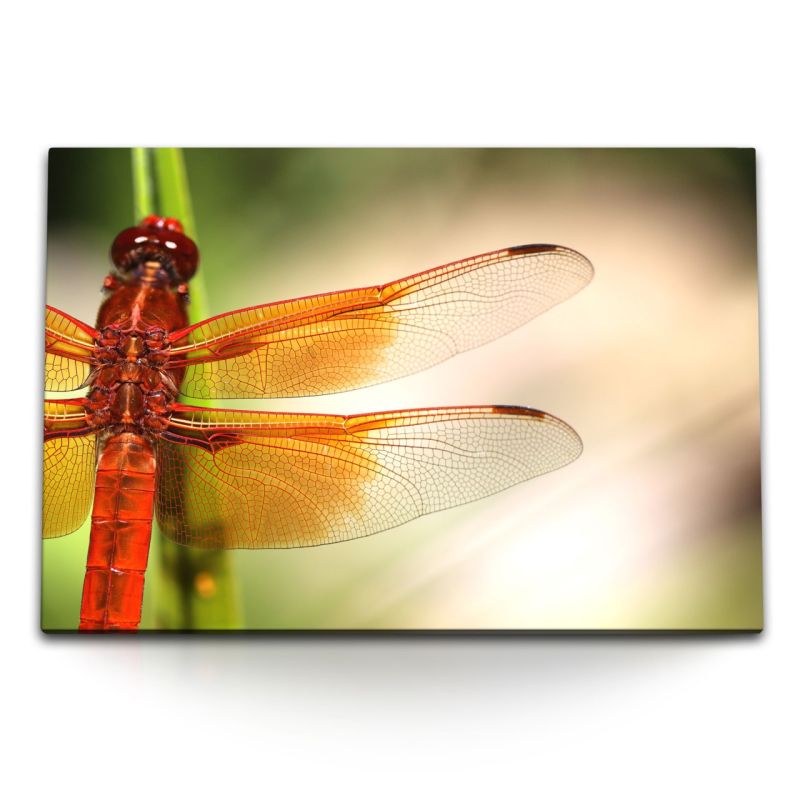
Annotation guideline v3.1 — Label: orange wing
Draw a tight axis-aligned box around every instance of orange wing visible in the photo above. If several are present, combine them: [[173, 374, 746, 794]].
[[155, 403, 582, 549], [44, 399, 96, 538], [45, 306, 97, 392], [168, 245, 593, 399]]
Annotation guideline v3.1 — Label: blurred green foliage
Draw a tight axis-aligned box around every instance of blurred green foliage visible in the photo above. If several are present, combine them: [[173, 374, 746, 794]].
[[48, 148, 756, 252]]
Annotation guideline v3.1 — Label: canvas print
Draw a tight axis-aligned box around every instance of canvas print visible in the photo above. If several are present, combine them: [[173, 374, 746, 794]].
[[43, 148, 762, 632]]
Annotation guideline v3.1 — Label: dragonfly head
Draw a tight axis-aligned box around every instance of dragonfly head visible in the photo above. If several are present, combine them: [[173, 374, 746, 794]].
[[111, 216, 198, 287]]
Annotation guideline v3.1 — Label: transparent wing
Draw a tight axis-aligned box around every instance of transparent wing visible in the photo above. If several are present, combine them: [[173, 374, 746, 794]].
[[155, 403, 582, 549], [168, 245, 593, 399], [45, 306, 97, 392], [44, 400, 96, 537]]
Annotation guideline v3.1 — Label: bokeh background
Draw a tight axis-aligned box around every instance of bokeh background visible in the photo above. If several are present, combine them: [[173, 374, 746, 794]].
[[43, 148, 762, 630]]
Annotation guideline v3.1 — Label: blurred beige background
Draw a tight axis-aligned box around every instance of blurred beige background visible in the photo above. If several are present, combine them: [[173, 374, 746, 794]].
[[44, 149, 761, 629]]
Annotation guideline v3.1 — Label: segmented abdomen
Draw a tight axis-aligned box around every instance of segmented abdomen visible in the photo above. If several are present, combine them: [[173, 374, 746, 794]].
[[79, 432, 156, 631]]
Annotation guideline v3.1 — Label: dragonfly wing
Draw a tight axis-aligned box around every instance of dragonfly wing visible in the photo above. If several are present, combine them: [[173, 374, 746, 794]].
[[45, 306, 97, 392], [155, 403, 582, 549], [169, 245, 593, 399], [44, 400, 96, 538]]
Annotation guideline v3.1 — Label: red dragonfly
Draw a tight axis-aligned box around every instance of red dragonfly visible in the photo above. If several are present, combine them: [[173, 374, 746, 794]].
[[44, 216, 593, 631]]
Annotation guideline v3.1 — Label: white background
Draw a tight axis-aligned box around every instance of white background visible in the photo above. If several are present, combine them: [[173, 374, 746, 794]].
[[2, 2, 797, 797]]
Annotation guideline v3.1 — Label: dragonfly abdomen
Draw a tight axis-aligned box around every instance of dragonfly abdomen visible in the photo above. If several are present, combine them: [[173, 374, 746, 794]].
[[79, 432, 156, 631]]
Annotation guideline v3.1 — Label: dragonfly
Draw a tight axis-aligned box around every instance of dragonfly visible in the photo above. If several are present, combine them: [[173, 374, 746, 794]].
[[44, 216, 593, 631]]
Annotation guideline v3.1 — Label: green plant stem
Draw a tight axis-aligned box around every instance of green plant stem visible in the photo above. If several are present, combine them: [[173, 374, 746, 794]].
[[152, 148, 196, 235]]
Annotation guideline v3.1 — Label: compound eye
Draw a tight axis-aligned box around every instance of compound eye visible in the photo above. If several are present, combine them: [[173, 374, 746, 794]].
[[110, 220, 199, 283], [136, 217, 198, 281], [139, 215, 184, 233], [110, 227, 149, 272], [166, 232, 199, 281]]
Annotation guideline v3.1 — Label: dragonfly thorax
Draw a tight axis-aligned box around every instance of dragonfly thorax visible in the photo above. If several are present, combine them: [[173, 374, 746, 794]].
[[86, 327, 177, 433]]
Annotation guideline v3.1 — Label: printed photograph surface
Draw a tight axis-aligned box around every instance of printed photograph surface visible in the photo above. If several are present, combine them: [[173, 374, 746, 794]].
[[43, 148, 762, 631]]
